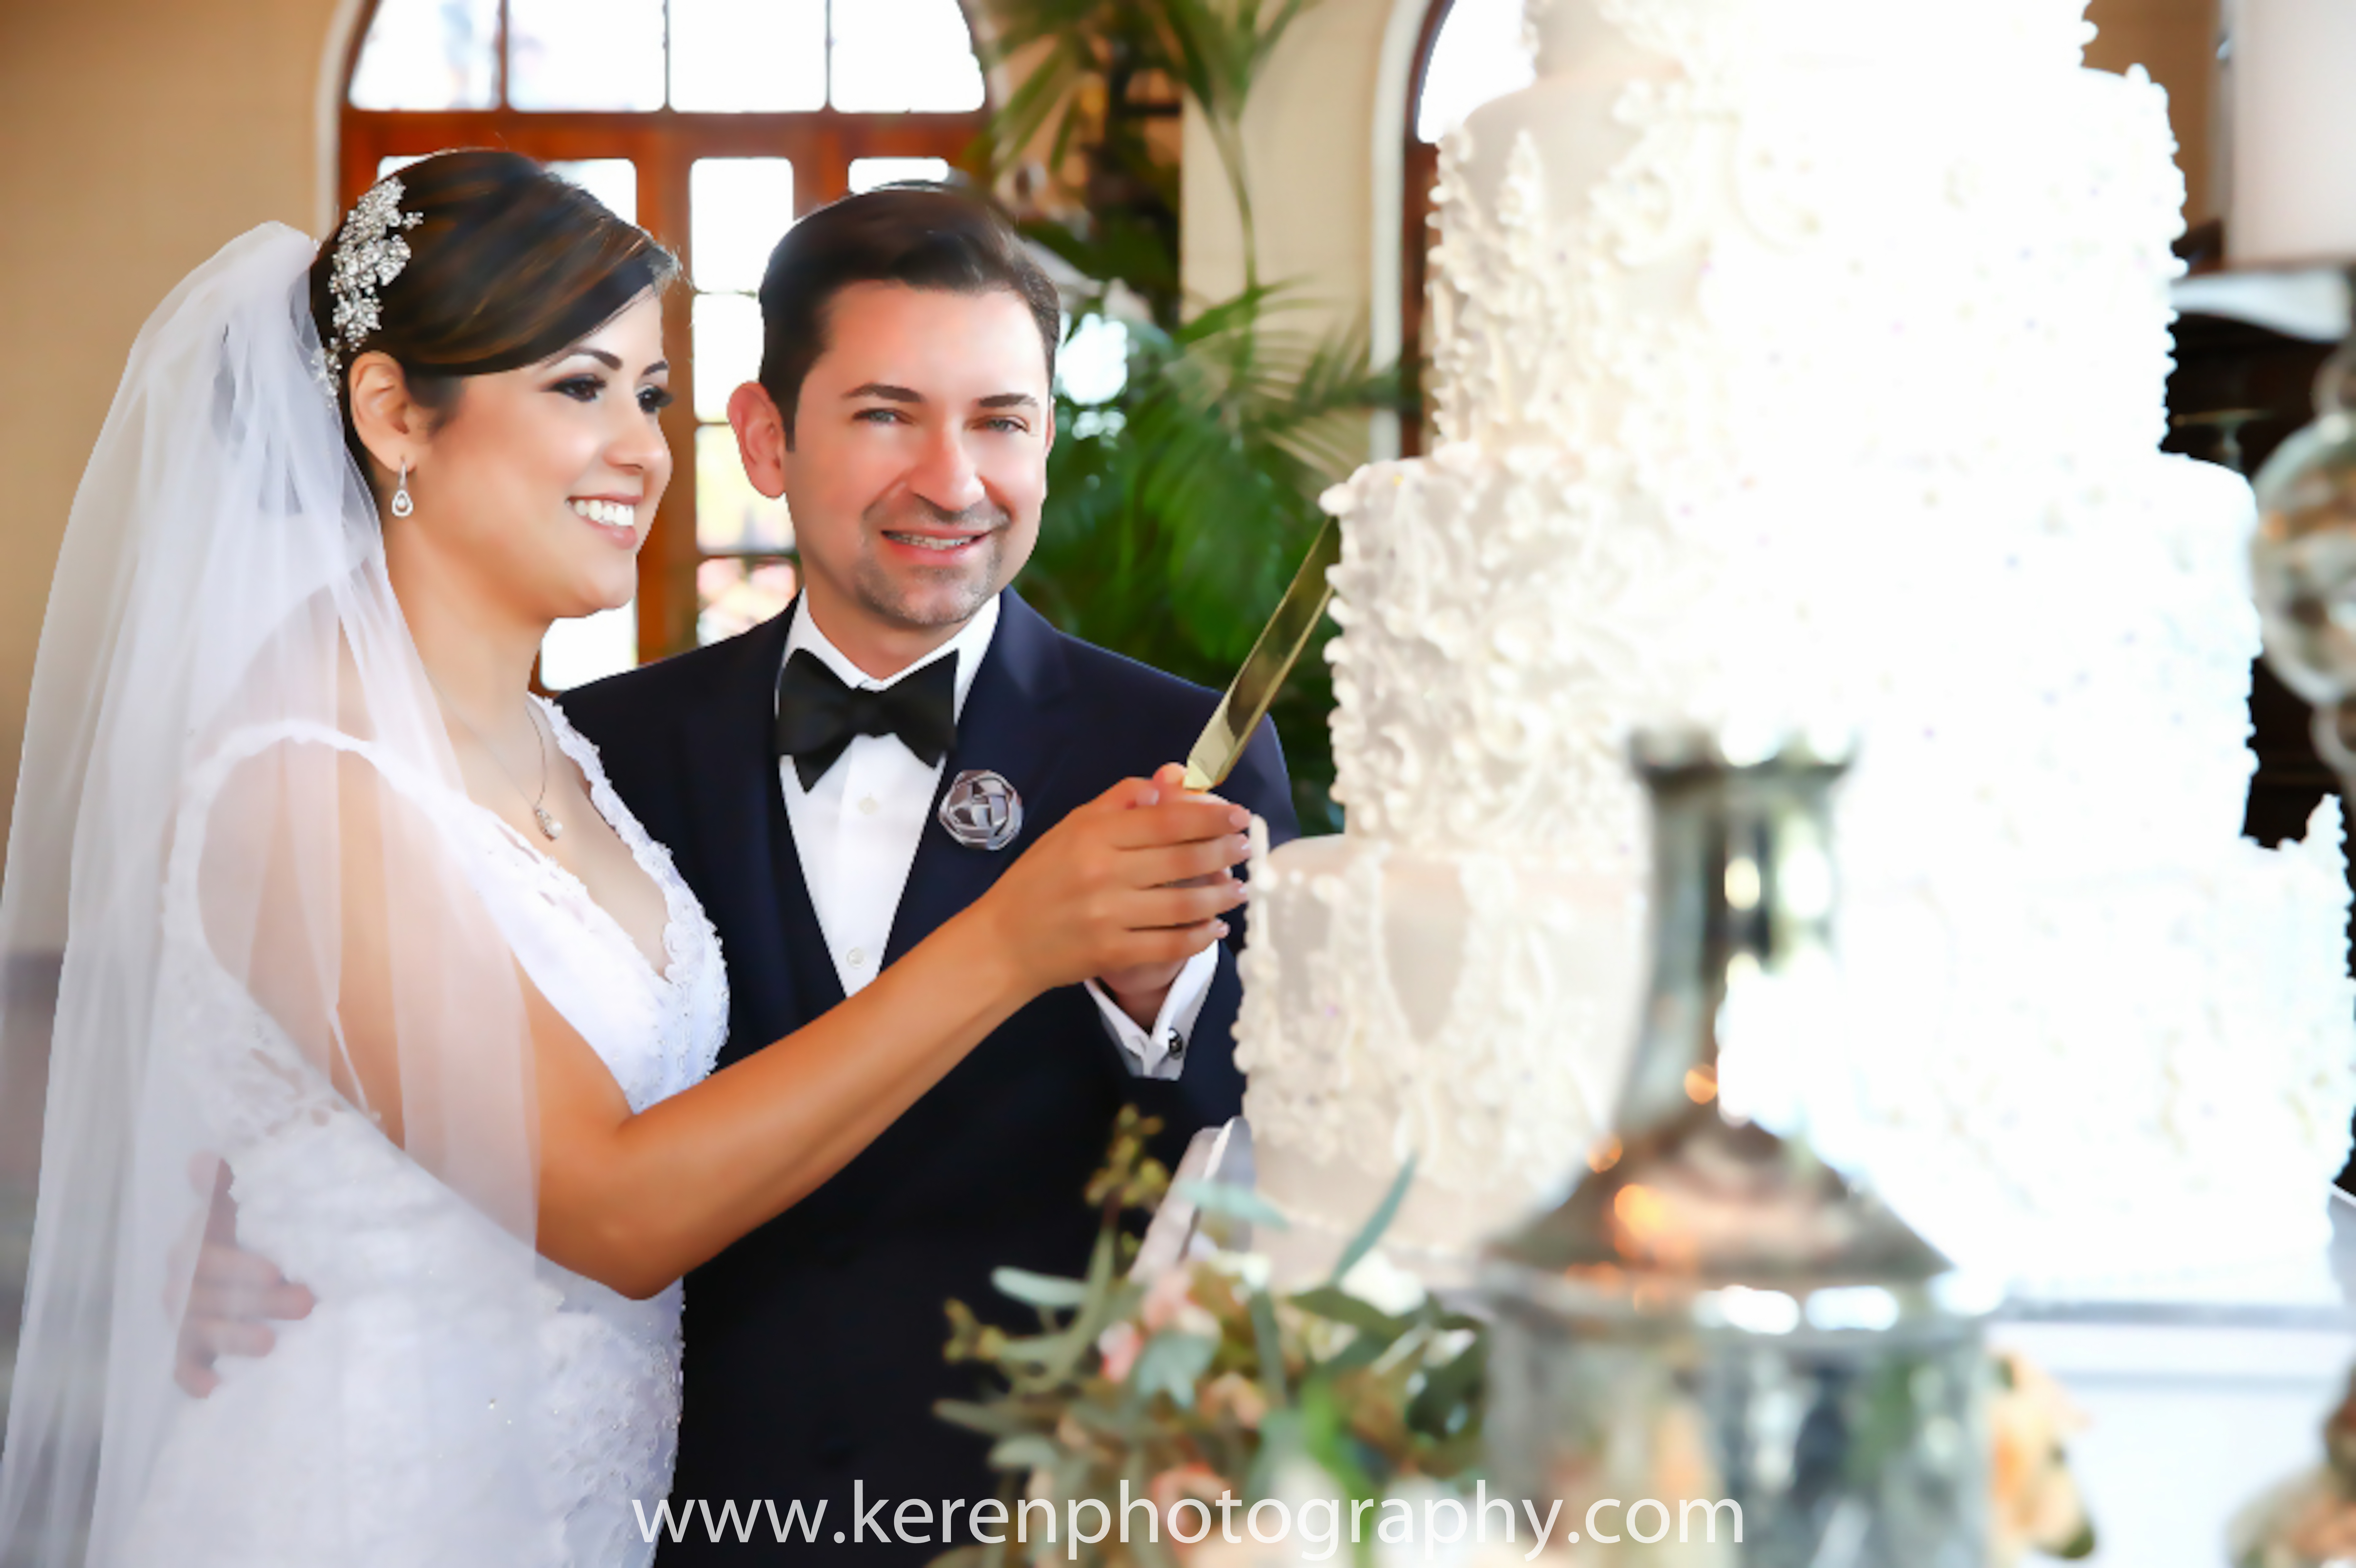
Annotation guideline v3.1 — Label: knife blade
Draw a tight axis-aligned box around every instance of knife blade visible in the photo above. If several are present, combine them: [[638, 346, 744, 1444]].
[[1181, 515, 1343, 792]]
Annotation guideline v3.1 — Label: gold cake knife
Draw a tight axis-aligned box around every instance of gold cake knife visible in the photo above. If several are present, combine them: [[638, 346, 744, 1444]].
[[1181, 516, 1343, 792]]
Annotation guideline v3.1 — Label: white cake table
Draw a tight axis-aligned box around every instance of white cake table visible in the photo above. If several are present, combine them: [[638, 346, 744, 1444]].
[[1989, 1198, 2356, 1568], [1162, 1121, 2356, 1565]]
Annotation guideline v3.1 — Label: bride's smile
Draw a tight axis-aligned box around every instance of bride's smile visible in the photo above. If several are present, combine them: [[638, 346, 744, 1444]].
[[567, 494, 644, 538]]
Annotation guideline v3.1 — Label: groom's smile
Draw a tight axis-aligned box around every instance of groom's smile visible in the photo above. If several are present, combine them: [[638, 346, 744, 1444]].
[[875, 504, 1006, 560], [866, 490, 1013, 604]]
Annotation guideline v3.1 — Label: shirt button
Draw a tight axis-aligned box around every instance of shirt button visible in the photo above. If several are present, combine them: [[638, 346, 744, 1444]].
[[847, 948, 867, 969], [857, 796, 880, 816]]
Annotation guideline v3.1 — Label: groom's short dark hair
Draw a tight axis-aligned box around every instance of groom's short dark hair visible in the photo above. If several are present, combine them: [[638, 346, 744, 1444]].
[[756, 184, 1061, 445]]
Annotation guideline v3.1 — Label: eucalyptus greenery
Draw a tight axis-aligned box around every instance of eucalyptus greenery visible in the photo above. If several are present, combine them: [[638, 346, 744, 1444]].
[[973, 0, 1406, 828], [936, 1109, 1486, 1567]]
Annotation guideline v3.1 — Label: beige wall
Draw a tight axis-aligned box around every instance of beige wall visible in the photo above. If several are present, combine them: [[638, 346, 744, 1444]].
[[1178, 0, 1401, 466], [0, 0, 353, 852], [1179, 0, 1393, 324]]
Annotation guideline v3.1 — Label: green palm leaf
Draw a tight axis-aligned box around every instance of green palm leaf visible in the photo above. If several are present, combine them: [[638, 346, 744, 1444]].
[[978, 0, 1407, 828]]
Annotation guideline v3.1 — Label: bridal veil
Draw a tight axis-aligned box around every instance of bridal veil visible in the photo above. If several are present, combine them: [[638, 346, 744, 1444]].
[[0, 225, 553, 1562]]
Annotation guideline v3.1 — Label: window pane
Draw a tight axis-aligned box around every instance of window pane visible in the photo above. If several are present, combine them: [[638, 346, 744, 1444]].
[[830, 0, 986, 113], [542, 604, 637, 689], [690, 159, 794, 293], [848, 157, 953, 194], [692, 293, 765, 423], [348, 0, 497, 110], [697, 427, 794, 554], [1057, 314, 1129, 405], [699, 558, 799, 645], [1417, 0, 1534, 143], [545, 159, 639, 224], [671, 0, 825, 111], [508, 0, 666, 111]]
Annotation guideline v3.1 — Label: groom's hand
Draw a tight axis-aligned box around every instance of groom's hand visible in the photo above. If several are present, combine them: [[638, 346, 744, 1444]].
[[172, 1155, 314, 1397], [1097, 764, 1225, 1025], [982, 771, 1251, 996]]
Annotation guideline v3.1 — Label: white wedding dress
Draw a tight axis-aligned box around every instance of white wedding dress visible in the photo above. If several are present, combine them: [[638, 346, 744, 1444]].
[[121, 700, 728, 1567], [0, 226, 745, 1567]]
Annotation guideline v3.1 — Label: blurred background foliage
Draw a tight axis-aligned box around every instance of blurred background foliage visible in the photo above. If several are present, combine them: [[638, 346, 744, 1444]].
[[970, 0, 1405, 830]]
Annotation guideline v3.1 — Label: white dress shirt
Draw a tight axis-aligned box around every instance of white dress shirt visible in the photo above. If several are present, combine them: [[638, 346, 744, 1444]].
[[775, 596, 1215, 1078]]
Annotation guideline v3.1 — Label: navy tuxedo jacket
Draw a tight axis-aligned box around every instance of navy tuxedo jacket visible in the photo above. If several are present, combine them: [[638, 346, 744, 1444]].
[[558, 590, 1298, 1561]]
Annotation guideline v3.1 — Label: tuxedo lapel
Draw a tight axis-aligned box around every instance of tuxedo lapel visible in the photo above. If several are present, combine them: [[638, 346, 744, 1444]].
[[884, 591, 1076, 965], [676, 605, 841, 1064]]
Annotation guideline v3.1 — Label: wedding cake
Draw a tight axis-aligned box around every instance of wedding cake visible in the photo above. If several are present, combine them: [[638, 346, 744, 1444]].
[[1235, 0, 2356, 1290]]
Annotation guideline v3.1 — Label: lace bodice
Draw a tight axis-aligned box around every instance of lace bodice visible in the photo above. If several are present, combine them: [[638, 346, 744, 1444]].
[[513, 698, 728, 1113], [127, 703, 729, 1567]]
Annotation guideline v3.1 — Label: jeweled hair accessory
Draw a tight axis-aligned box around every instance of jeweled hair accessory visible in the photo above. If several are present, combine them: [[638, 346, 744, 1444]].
[[317, 176, 425, 402]]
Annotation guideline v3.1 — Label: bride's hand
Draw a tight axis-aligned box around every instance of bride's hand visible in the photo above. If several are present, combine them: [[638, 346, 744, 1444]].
[[973, 776, 1252, 997]]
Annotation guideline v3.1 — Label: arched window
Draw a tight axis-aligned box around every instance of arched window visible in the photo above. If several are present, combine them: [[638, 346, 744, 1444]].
[[1399, 0, 1533, 452], [341, 0, 989, 686]]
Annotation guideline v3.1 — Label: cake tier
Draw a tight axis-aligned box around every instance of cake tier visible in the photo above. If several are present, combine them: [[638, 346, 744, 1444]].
[[1835, 801, 2355, 1289], [1325, 444, 2264, 873], [1234, 830, 1644, 1260], [1430, 2, 2180, 474], [1287, 436, 2352, 1285], [1238, 814, 2354, 1289]]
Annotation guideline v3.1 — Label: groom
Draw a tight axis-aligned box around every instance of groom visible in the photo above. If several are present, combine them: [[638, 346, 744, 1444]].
[[559, 186, 1297, 1559]]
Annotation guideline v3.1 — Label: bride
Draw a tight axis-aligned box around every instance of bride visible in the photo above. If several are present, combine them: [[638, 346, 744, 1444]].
[[0, 150, 1250, 1565]]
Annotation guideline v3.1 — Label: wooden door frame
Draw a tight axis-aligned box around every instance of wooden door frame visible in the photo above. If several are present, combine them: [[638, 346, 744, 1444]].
[[1397, 0, 1454, 456]]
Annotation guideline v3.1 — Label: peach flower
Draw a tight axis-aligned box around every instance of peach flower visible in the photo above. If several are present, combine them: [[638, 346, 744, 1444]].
[[1142, 1265, 1221, 1339], [1096, 1319, 1143, 1384], [1201, 1370, 1269, 1430], [1989, 1348, 2092, 1566], [1150, 1463, 1231, 1563]]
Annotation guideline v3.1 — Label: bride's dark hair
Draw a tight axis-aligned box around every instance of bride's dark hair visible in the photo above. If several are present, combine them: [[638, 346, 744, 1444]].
[[308, 149, 678, 471]]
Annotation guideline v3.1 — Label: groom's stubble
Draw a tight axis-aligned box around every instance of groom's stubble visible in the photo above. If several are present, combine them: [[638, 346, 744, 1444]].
[[846, 493, 1022, 633]]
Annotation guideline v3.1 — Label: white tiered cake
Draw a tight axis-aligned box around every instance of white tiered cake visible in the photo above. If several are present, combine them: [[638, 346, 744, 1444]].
[[1236, 0, 2356, 1290]]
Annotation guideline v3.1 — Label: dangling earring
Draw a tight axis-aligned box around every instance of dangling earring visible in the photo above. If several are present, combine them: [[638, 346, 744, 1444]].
[[390, 459, 415, 519]]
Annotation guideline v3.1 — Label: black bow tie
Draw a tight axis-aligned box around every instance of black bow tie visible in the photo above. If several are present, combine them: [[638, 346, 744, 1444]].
[[775, 647, 959, 790]]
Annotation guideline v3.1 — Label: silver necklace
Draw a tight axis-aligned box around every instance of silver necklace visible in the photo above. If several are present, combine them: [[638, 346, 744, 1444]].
[[428, 678, 563, 841]]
